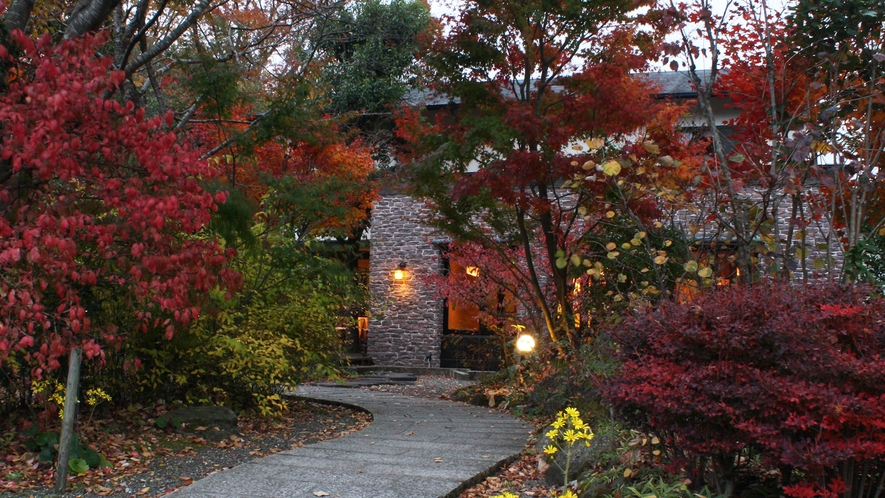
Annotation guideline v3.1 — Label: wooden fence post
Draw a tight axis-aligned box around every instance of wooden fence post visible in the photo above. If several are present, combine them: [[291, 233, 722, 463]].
[[54, 347, 82, 492]]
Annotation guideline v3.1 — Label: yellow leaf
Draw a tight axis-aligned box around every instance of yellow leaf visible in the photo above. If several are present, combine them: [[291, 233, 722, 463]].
[[607, 251, 620, 259], [602, 160, 622, 176], [606, 211, 616, 218], [606, 242, 617, 251], [698, 267, 713, 278], [624, 468, 633, 478], [582, 160, 595, 170], [586, 137, 605, 150], [642, 141, 661, 154], [622, 242, 632, 249], [684, 261, 699, 273], [654, 255, 668, 265]]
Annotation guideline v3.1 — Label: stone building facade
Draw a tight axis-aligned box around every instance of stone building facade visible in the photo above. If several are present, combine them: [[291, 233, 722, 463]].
[[366, 189, 843, 367], [367, 193, 445, 367], [365, 71, 844, 367]]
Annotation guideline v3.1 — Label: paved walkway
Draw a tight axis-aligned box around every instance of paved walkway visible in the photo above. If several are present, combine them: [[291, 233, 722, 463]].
[[170, 385, 534, 498]]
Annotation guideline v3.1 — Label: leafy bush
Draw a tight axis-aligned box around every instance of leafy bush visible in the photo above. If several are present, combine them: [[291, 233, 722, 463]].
[[115, 250, 355, 415], [604, 283, 885, 497]]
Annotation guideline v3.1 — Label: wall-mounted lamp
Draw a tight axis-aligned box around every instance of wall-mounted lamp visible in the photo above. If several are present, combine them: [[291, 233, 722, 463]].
[[393, 262, 407, 280], [465, 266, 480, 277], [515, 334, 536, 354]]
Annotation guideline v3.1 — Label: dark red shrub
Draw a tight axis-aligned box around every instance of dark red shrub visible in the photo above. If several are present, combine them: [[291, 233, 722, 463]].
[[603, 283, 885, 497]]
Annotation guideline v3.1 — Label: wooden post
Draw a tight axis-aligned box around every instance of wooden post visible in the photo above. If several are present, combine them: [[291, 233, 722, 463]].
[[54, 347, 81, 492]]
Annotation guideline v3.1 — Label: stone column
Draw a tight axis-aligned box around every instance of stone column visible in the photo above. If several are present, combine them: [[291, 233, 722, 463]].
[[368, 194, 444, 366]]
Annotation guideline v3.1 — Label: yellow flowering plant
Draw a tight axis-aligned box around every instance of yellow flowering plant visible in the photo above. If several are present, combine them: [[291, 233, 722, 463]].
[[543, 407, 595, 491], [492, 489, 579, 498], [32, 380, 112, 424]]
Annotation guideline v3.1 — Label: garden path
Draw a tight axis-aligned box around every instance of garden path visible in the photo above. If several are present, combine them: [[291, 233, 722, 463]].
[[168, 385, 533, 498]]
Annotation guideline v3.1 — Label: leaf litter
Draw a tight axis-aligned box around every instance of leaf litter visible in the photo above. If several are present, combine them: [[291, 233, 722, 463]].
[[1, 398, 370, 497]]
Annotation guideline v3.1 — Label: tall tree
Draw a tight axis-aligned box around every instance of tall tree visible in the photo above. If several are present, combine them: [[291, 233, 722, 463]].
[[405, 0, 685, 350], [309, 0, 431, 168], [788, 0, 885, 283], [315, 0, 430, 115], [659, 0, 832, 282]]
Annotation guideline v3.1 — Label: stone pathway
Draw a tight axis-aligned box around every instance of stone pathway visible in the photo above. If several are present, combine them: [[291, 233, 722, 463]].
[[169, 385, 534, 498]]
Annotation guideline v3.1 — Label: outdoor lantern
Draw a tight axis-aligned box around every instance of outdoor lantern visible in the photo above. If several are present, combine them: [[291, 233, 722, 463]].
[[465, 266, 480, 277], [394, 262, 407, 280], [515, 334, 536, 354]]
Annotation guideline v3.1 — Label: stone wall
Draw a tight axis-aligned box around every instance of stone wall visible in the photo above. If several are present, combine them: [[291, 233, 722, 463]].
[[368, 194, 444, 366], [671, 188, 842, 281]]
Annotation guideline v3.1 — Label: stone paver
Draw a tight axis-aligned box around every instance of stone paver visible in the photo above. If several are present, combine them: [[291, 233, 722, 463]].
[[169, 386, 534, 498]]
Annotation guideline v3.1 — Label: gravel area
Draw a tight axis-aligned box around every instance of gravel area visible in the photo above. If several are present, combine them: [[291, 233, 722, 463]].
[[4, 375, 474, 498], [360, 374, 475, 399]]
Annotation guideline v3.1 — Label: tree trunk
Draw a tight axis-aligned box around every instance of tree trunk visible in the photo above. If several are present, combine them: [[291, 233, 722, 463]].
[[64, 0, 121, 40], [3, 0, 35, 32]]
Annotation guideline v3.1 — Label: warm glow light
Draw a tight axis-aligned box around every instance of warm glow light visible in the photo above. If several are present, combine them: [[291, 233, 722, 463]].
[[465, 266, 480, 277], [736, 268, 741, 277], [515, 334, 536, 353], [394, 262, 407, 280]]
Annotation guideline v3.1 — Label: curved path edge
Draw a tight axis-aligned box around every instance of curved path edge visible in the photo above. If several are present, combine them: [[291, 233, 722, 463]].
[[169, 385, 534, 498]]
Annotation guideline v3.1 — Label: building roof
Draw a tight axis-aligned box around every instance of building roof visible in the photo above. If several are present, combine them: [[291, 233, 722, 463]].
[[644, 69, 713, 98], [402, 70, 713, 108]]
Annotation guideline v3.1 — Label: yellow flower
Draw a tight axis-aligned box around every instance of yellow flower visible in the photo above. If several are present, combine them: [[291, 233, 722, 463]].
[[493, 493, 519, 498], [556, 491, 578, 498], [551, 418, 566, 429], [546, 429, 559, 439], [565, 407, 580, 419], [543, 445, 559, 455], [563, 429, 579, 443], [31, 379, 51, 395], [572, 418, 586, 431], [86, 388, 112, 406]]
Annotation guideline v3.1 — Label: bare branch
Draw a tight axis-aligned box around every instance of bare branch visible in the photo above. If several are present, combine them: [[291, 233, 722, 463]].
[[123, 0, 221, 77]]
